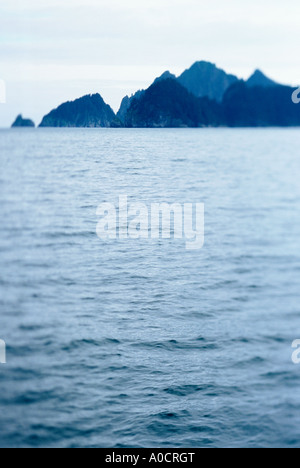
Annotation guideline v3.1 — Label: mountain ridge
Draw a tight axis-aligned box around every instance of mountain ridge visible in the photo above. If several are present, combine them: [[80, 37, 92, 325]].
[[117, 61, 239, 119], [177, 61, 239, 102], [34, 61, 299, 129], [246, 69, 278, 88], [124, 78, 223, 128], [39, 93, 115, 128]]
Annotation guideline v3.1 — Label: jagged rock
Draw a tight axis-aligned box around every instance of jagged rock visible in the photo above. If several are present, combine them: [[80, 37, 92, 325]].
[[177, 61, 238, 102], [124, 78, 223, 128], [11, 114, 35, 128], [246, 70, 278, 88], [39, 94, 115, 127]]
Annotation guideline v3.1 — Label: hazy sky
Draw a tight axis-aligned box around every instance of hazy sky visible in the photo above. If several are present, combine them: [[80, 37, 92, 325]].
[[0, 0, 299, 126]]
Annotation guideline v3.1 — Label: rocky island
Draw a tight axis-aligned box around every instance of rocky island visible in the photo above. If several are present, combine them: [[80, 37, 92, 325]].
[[37, 61, 300, 129], [11, 115, 35, 128], [39, 93, 116, 128]]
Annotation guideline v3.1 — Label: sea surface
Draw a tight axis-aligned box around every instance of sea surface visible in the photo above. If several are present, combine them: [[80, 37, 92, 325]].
[[0, 128, 300, 448]]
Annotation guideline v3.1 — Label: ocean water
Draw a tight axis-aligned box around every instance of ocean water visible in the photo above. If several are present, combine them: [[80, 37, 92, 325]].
[[0, 128, 300, 448]]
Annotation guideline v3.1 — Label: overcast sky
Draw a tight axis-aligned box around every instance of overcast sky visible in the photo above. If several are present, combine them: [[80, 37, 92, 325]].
[[0, 0, 299, 126]]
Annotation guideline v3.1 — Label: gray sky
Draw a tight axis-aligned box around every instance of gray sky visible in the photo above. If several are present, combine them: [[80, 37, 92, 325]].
[[0, 0, 299, 127]]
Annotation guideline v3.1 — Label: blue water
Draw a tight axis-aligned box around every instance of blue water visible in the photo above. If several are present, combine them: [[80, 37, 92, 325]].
[[0, 128, 300, 448]]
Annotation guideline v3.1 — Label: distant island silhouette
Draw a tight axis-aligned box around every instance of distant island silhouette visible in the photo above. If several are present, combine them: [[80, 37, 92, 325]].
[[12, 61, 300, 128], [11, 114, 35, 128]]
